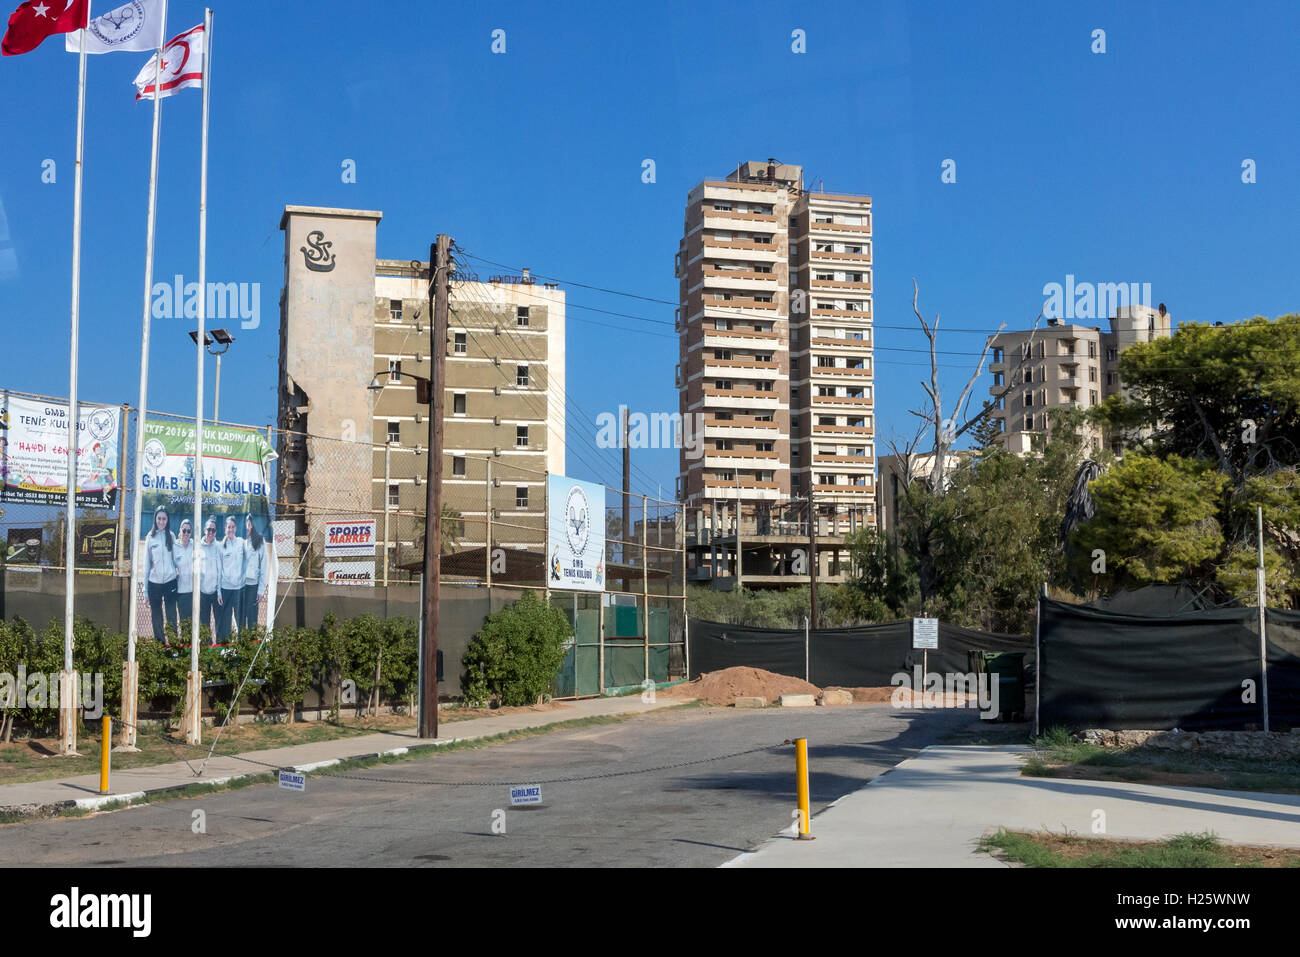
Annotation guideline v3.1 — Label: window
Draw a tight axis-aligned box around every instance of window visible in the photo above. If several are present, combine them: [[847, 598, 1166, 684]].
[[388, 359, 401, 382], [387, 484, 399, 508], [714, 379, 733, 390], [817, 356, 834, 367], [819, 473, 836, 485], [389, 299, 402, 321], [1106, 371, 1117, 386], [516, 425, 529, 448], [818, 386, 836, 397], [454, 332, 466, 354], [1090, 389, 1099, 405], [1024, 414, 1035, 431], [387, 420, 400, 444], [516, 306, 530, 327], [1106, 347, 1117, 362], [1024, 391, 1034, 407], [453, 456, 466, 477], [1088, 341, 1097, 358], [714, 349, 732, 360], [1088, 365, 1097, 382], [516, 364, 530, 387], [453, 393, 466, 415], [713, 202, 732, 211], [516, 487, 529, 508]]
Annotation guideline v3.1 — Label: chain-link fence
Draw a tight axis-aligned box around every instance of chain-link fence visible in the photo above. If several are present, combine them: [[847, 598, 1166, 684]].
[[2, 392, 687, 699]]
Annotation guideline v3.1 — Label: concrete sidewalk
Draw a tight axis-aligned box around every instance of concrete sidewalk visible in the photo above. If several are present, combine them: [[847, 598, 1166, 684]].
[[727, 746, 1300, 867], [0, 695, 686, 816]]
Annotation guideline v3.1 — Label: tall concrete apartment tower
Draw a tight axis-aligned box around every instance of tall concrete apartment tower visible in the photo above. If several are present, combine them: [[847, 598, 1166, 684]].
[[676, 161, 875, 587]]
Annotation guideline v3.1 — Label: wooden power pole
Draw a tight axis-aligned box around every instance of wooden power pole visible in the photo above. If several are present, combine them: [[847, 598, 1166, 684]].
[[808, 489, 818, 629], [420, 235, 451, 739]]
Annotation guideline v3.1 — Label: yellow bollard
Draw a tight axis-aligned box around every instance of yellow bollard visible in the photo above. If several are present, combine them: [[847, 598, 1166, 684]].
[[99, 715, 111, 795], [795, 737, 814, 840]]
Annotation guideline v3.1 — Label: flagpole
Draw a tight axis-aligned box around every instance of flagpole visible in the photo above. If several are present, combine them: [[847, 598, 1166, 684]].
[[59, 8, 91, 759], [185, 7, 212, 746], [123, 0, 170, 751]]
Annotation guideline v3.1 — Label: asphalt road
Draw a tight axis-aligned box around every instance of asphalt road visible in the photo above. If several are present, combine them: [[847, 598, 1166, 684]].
[[2, 704, 993, 867]]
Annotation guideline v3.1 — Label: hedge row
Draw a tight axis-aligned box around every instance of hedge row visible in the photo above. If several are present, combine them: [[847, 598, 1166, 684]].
[[0, 613, 418, 740]]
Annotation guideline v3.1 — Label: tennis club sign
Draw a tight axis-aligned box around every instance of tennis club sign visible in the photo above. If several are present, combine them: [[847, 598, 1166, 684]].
[[547, 475, 605, 592]]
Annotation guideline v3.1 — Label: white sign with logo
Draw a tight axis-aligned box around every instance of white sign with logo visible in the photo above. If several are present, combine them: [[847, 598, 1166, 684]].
[[509, 784, 542, 806], [324, 560, 376, 586], [324, 519, 376, 558], [546, 475, 605, 592], [278, 770, 306, 792], [912, 618, 939, 650]]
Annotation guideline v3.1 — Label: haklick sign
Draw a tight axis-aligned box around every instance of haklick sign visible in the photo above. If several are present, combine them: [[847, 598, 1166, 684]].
[[0, 393, 120, 508], [912, 618, 939, 650], [324, 560, 375, 586], [324, 519, 376, 558], [546, 475, 605, 592]]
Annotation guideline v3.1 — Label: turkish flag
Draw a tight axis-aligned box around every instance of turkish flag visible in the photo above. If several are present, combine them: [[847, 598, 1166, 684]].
[[2, 0, 89, 56]]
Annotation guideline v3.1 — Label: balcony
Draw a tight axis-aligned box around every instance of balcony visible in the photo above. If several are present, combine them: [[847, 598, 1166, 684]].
[[810, 305, 872, 320], [811, 423, 873, 437], [703, 359, 780, 383], [808, 219, 871, 235], [810, 248, 872, 265], [810, 365, 872, 379], [703, 328, 781, 350], [810, 277, 872, 293], [810, 336, 871, 349], [810, 394, 872, 408], [703, 478, 783, 501], [703, 388, 781, 410], [704, 449, 781, 470], [702, 296, 779, 313], [703, 415, 781, 439], [814, 483, 874, 495], [813, 454, 874, 465]]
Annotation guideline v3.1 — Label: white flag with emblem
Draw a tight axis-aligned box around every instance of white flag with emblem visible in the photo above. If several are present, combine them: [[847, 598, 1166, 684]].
[[65, 0, 166, 54], [132, 23, 203, 100]]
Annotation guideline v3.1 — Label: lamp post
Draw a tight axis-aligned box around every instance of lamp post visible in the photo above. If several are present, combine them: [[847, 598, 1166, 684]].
[[189, 328, 235, 422]]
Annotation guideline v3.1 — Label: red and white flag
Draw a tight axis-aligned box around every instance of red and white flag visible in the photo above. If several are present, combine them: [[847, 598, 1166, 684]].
[[132, 22, 202, 100], [2, 0, 89, 56]]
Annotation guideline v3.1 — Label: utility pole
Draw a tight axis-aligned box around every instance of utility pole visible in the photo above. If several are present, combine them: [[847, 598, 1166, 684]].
[[419, 235, 450, 740], [808, 488, 818, 629], [622, 406, 631, 562]]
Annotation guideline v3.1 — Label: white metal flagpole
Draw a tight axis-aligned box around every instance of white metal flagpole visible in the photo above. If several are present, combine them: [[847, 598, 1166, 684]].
[[123, 0, 170, 750], [185, 8, 213, 746], [59, 12, 92, 758]]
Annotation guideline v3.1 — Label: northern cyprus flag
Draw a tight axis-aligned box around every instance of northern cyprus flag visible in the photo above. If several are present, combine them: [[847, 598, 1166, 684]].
[[132, 22, 202, 100], [65, 0, 165, 54]]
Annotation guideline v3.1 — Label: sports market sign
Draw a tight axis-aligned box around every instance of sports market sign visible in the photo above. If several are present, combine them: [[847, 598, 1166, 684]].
[[0, 393, 121, 508], [324, 519, 376, 558], [547, 475, 605, 592]]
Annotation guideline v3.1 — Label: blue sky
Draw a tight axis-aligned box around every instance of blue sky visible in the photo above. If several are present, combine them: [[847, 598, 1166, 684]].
[[1, 0, 1297, 499]]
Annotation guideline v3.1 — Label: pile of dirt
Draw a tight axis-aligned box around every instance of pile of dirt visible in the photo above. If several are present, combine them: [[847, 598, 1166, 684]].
[[663, 667, 822, 706]]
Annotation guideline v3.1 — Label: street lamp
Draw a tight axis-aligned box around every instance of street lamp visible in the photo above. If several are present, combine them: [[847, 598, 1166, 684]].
[[189, 327, 235, 422]]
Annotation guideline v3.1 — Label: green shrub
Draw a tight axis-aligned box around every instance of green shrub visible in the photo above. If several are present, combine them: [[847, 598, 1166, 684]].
[[461, 591, 572, 707]]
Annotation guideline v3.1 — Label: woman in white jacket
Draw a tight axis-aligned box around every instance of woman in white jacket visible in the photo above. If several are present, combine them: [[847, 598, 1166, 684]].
[[240, 515, 268, 632], [142, 506, 179, 642]]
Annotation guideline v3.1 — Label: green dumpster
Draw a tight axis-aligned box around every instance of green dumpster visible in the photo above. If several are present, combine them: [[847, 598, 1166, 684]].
[[971, 651, 1025, 720]]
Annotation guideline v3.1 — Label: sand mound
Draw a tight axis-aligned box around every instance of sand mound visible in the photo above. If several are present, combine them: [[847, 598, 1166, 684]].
[[663, 666, 822, 706]]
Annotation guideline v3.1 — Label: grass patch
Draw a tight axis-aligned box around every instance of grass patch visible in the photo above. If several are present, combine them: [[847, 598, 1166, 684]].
[[1024, 726, 1300, 795], [979, 829, 1300, 868]]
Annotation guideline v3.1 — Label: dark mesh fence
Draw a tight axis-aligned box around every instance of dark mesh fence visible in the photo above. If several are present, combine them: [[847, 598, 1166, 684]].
[[688, 618, 1033, 688], [1038, 598, 1300, 731]]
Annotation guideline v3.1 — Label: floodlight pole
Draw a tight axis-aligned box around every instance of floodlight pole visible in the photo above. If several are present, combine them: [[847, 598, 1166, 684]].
[[1258, 506, 1269, 732], [419, 236, 450, 739]]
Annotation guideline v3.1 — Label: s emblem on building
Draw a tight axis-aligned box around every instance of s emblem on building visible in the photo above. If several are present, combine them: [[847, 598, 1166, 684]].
[[301, 230, 337, 272]]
